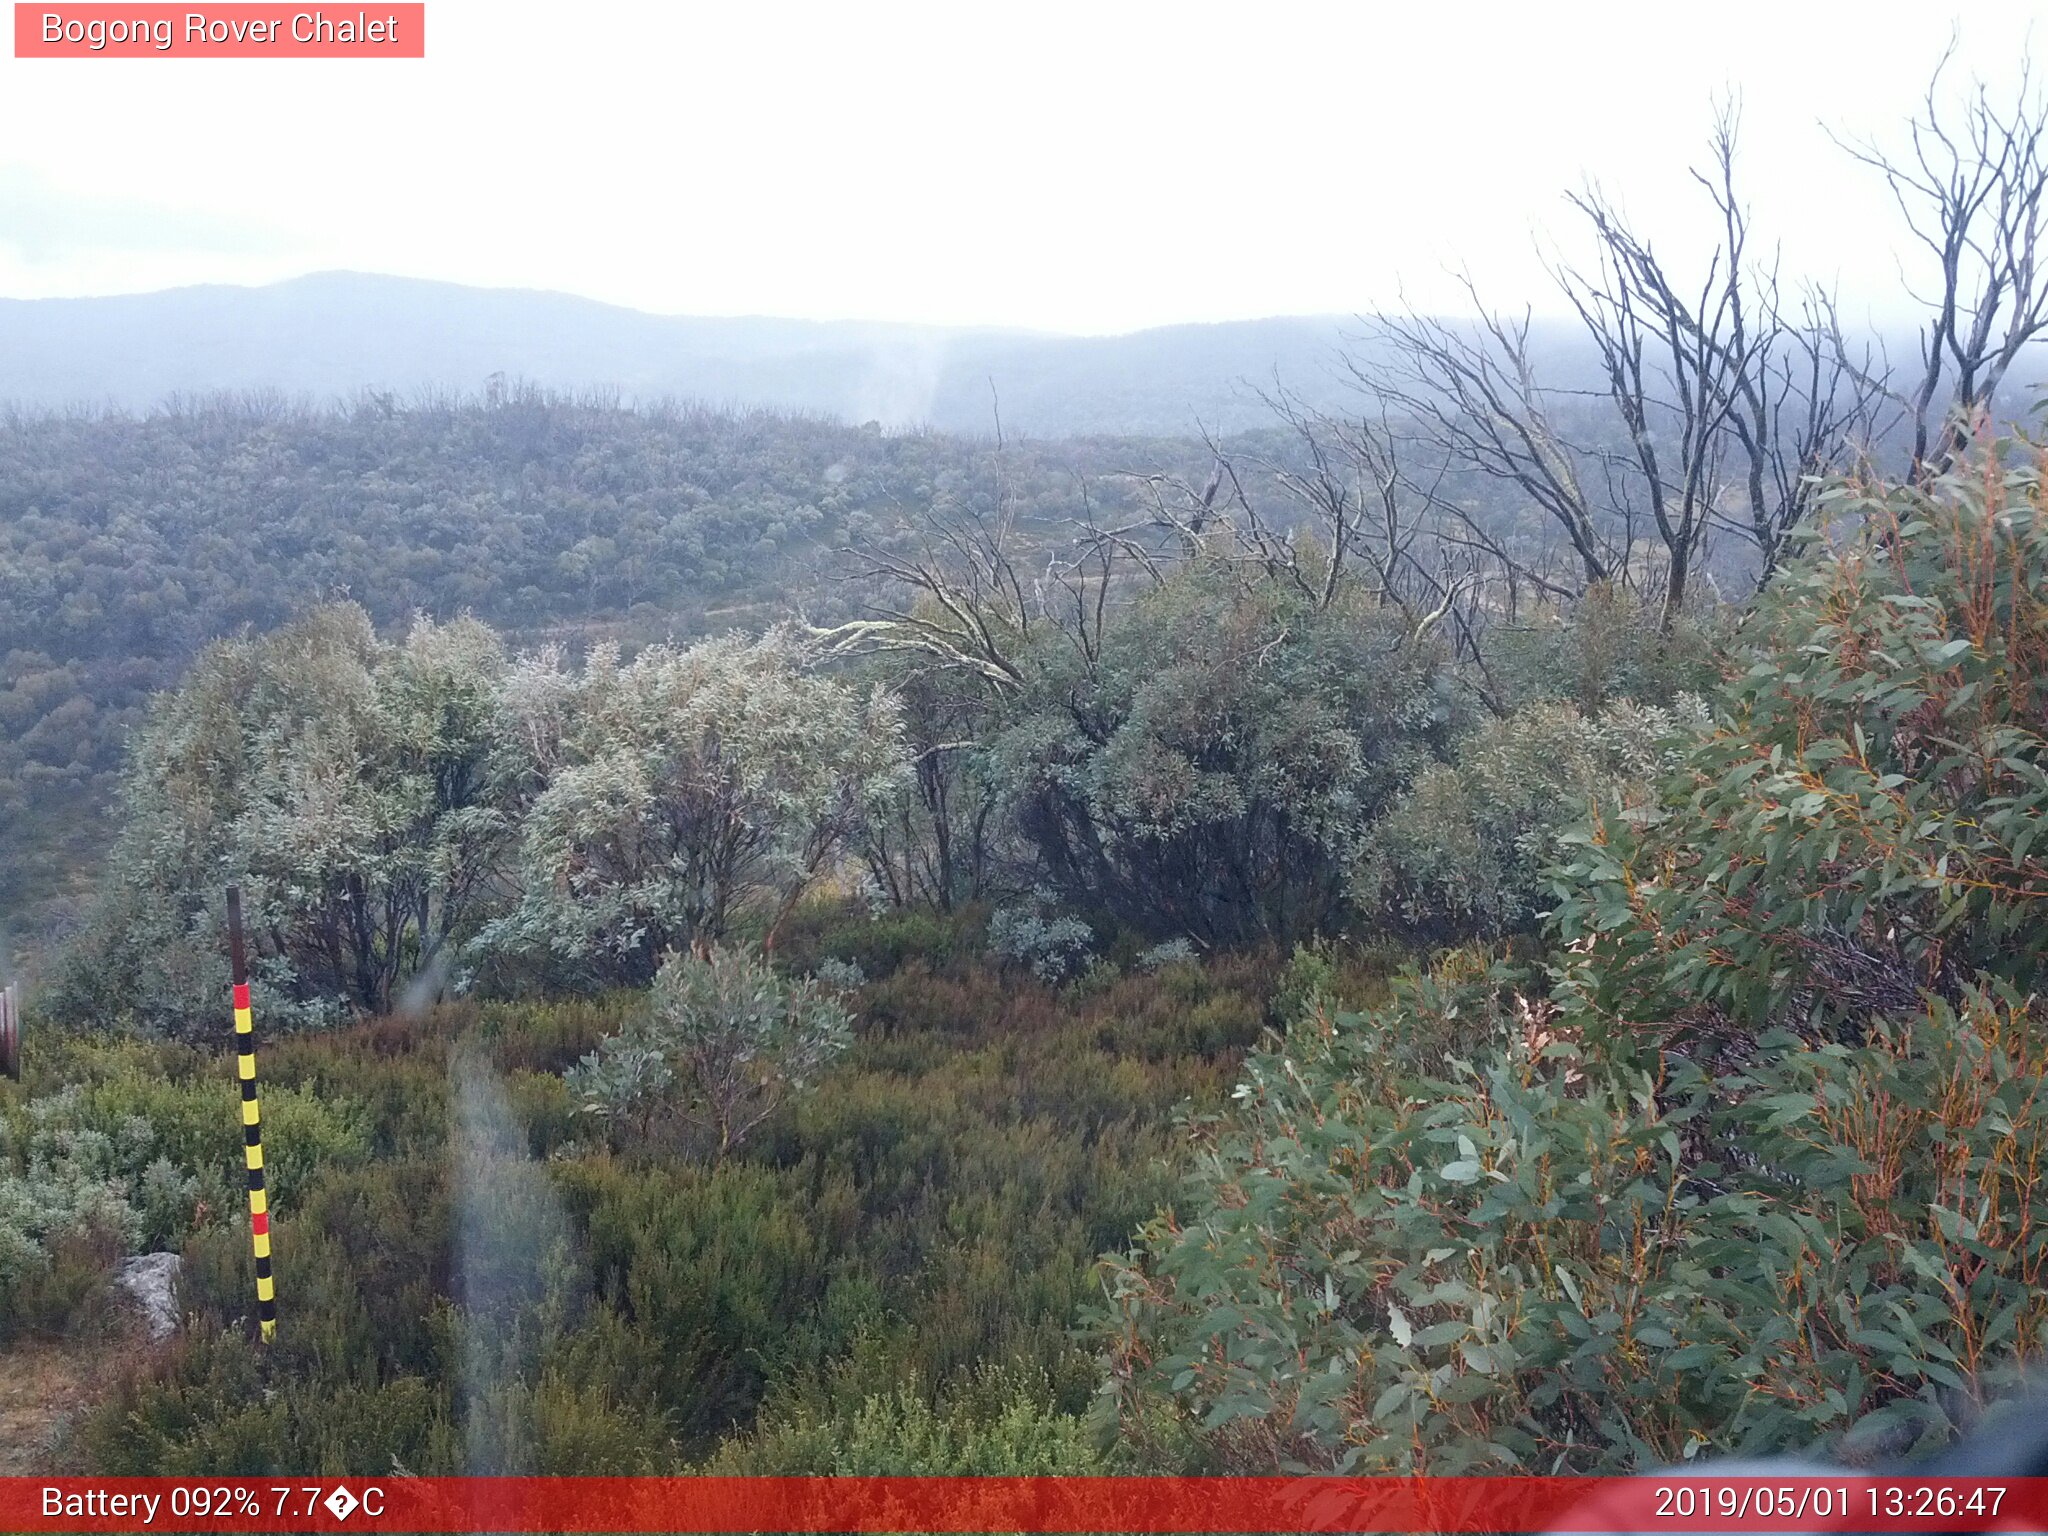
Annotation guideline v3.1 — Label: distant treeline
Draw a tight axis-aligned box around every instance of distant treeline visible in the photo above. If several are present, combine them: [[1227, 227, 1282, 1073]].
[[0, 391, 1241, 932]]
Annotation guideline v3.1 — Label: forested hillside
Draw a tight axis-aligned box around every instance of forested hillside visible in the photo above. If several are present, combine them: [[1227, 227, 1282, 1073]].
[[0, 394, 1233, 934], [13, 427, 2048, 1478]]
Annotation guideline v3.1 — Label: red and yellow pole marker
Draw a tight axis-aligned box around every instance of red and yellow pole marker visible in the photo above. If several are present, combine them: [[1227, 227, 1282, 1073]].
[[226, 887, 276, 1343]]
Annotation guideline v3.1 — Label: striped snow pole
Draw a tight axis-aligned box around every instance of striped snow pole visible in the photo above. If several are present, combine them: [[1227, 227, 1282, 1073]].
[[226, 888, 276, 1343]]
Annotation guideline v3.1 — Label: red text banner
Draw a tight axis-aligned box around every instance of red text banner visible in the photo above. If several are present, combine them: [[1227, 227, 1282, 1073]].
[[14, 4, 424, 57], [7, 1475, 2048, 1533]]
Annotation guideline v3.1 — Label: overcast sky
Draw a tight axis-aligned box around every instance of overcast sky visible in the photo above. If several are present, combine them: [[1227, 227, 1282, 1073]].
[[0, 1, 2033, 333]]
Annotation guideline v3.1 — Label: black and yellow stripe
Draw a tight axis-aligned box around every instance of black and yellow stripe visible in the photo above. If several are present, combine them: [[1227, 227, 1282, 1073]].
[[227, 887, 276, 1343]]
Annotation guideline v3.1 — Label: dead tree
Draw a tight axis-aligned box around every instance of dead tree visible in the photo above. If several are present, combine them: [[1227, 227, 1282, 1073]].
[[1830, 50, 2048, 481], [1558, 104, 1886, 604], [807, 498, 1035, 694], [1360, 289, 1621, 599], [1730, 290, 1891, 580], [1358, 105, 1881, 626]]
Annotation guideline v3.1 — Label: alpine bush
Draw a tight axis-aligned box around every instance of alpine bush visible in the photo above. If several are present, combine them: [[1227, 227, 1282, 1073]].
[[1101, 436, 2048, 1473]]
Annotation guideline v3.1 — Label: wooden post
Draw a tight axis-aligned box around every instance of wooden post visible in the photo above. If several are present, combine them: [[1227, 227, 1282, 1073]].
[[0, 984, 18, 1081]]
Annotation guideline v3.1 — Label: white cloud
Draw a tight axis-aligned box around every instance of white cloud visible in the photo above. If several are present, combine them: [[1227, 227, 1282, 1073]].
[[0, 0, 2031, 332]]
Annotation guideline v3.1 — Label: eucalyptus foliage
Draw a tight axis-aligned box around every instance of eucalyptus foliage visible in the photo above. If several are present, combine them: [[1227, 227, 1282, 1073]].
[[987, 891, 1096, 984], [988, 565, 1464, 947], [1101, 968, 2048, 1473], [53, 604, 509, 1029], [1556, 441, 2048, 1042], [567, 944, 853, 1160], [1102, 437, 2048, 1473], [1362, 697, 1704, 940], [484, 628, 908, 985]]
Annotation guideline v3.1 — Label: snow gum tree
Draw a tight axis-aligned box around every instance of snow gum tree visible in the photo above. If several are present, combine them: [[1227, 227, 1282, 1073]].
[[484, 626, 908, 983], [57, 603, 510, 1029]]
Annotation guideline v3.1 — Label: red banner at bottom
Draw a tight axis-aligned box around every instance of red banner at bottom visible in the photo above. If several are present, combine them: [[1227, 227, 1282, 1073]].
[[8, 1475, 2048, 1533]]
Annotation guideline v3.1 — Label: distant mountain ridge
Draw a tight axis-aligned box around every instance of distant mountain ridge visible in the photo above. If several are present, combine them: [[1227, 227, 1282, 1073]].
[[0, 272, 1385, 436], [11, 272, 2003, 438]]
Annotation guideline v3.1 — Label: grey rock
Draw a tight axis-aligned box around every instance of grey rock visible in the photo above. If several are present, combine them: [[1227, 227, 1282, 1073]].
[[113, 1252, 181, 1340]]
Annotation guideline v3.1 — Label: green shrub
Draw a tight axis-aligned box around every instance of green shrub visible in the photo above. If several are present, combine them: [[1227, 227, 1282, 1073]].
[[83, 1330, 295, 1475], [1102, 440, 2048, 1474], [710, 1360, 1104, 1474], [293, 1376, 449, 1477], [986, 564, 1465, 948], [67, 937, 1268, 1473], [1554, 442, 2048, 1045], [456, 1371, 670, 1474], [558, 1157, 846, 1446], [0, 1078, 243, 1337], [1362, 697, 1702, 940], [567, 945, 852, 1160], [1270, 942, 1340, 1027], [0, 1222, 126, 1340], [797, 902, 984, 980], [473, 994, 634, 1075], [1102, 972, 2048, 1473], [1487, 584, 1722, 714]]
